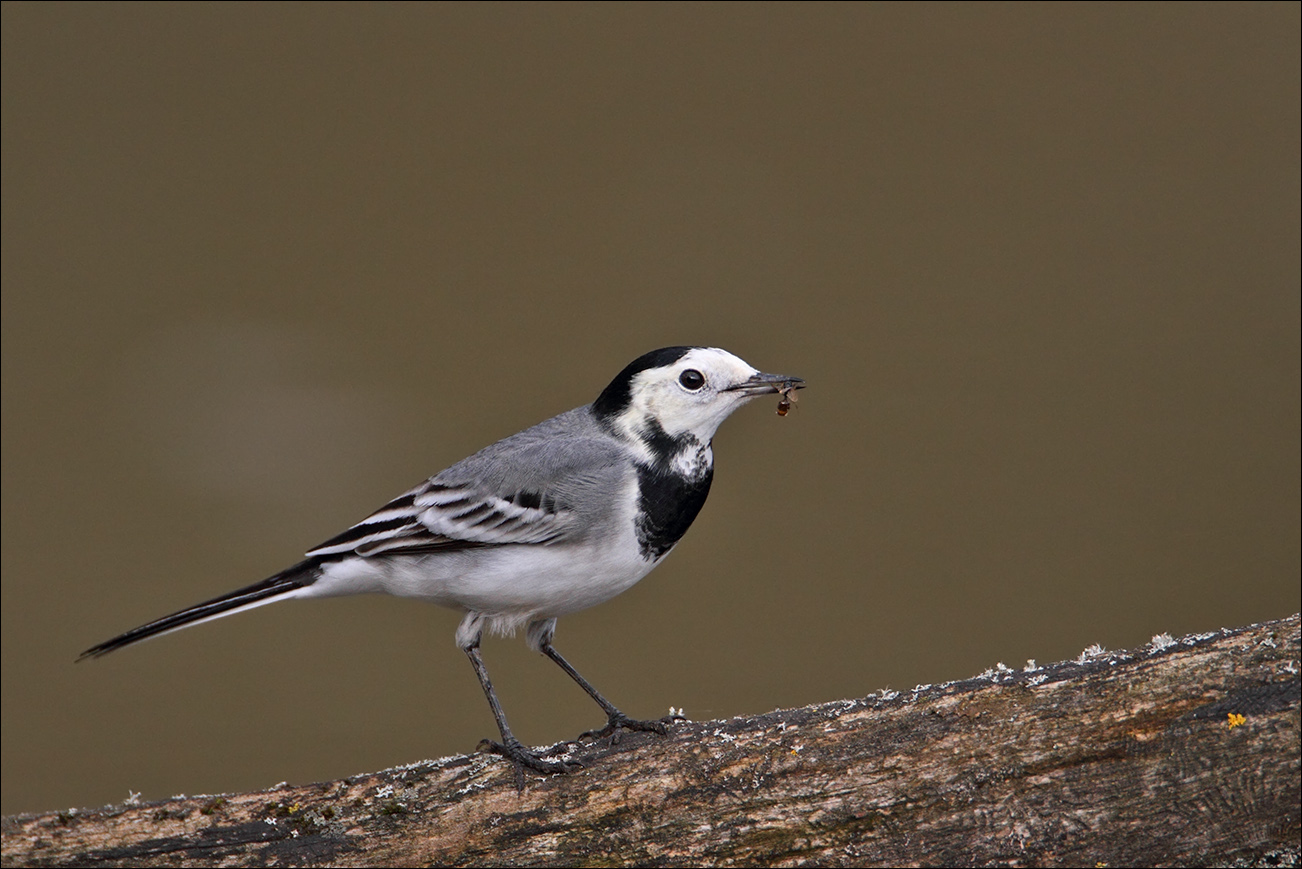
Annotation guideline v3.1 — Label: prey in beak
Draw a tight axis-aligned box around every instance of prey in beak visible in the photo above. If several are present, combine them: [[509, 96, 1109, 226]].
[[724, 372, 806, 416]]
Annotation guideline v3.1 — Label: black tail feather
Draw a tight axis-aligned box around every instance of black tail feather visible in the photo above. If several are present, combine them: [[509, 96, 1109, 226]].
[[78, 560, 319, 661]]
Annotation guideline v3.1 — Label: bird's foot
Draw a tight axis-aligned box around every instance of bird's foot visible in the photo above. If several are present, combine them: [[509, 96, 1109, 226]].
[[478, 737, 582, 788], [580, 709, 684, 744]]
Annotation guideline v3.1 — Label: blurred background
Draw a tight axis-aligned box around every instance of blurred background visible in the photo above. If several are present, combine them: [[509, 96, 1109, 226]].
[[3, 3, 1298, 816]]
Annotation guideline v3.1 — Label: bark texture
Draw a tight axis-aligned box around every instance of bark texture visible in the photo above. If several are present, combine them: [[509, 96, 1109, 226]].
[[4, 614, 1299, 868]]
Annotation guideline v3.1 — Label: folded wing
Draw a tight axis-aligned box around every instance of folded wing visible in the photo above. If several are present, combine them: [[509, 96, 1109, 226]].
[[306, 481, 576, 558]]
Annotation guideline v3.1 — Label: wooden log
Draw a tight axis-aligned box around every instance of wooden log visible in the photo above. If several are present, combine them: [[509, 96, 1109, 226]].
[[4, 613, 1298, 868]]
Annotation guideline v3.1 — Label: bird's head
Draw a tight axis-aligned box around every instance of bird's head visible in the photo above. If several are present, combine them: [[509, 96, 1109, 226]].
[[593, 346, 804, 458]]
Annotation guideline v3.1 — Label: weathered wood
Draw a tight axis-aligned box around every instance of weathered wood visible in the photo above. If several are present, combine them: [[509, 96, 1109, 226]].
[[4, 614, 1299, 868]]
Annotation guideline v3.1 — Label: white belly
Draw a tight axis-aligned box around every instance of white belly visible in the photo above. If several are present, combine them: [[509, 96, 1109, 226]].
[[302, 522, 662, 622]]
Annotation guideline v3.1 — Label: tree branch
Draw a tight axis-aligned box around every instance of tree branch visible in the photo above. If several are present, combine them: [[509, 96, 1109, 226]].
[[4, 614, 1299, 868]]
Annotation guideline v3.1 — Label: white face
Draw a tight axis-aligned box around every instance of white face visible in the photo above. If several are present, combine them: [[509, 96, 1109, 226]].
[[620, 347, 768, 442]]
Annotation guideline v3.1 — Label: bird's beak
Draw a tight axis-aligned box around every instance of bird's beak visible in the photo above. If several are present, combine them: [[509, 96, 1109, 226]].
[[723, 372, 806, 394]]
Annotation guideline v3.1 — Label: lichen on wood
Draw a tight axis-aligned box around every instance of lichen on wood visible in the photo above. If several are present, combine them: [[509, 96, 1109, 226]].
[[4, 614, 1298, 868]]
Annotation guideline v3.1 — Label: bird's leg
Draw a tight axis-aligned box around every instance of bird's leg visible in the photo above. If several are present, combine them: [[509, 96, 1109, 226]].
[[464, 641, 580, 784], [539, 641, 682, 743]]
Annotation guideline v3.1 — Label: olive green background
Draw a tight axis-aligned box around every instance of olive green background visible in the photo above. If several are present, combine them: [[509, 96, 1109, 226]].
[[3, 3, 1298, 816]]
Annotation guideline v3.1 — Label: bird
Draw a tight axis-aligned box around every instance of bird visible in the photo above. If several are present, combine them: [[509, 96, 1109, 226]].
[[80, 346, 805, 777]]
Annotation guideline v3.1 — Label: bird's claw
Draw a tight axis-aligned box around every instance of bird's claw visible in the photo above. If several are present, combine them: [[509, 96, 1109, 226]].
[[478, 737, 582, 788], [580, 711, 680, 744]]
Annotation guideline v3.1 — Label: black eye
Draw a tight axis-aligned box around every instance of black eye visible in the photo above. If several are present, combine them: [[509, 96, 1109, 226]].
[[679, 369, 705, 390]]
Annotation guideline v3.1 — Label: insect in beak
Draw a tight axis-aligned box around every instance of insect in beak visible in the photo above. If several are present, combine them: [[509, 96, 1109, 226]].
[[775, 381, 800, 416]]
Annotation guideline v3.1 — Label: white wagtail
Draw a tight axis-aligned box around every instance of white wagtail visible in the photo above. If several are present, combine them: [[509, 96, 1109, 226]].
[[81, 346, 805, 776]]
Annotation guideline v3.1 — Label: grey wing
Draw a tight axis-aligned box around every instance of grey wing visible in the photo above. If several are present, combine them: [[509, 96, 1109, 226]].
[[306, 421, 627, 559], [305, 481, 575, 558]]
